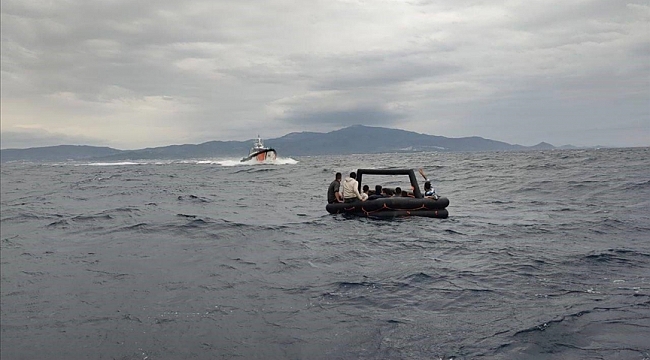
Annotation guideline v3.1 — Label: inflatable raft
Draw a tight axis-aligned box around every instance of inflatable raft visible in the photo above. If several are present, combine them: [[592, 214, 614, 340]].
[[326, 169, 449, 219]]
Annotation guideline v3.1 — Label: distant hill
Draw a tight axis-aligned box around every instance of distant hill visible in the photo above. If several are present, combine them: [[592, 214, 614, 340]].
[[528, 142, 556, 150], [272, 125, 530, 155], [0, 145, 123, 163], [1, 125, 559, 163]]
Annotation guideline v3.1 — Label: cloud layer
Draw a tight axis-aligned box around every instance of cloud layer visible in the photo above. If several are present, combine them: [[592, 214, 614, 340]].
[[2, 0, 648, 149]]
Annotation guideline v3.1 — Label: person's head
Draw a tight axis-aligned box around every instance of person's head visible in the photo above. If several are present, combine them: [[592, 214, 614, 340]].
[[350, 172, 356, 179], [382, 188, 389, 195], [375, 185, 382, 194], [335, 172, 342, 181], [401, 190, 408, 197], [424, 181, 432, 190], [362, 185, 369, 193], [395, 187, 401, 195]]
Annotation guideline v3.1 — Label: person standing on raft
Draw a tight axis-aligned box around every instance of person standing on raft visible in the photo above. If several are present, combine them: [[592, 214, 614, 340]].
[[342, 172, 367, 203]]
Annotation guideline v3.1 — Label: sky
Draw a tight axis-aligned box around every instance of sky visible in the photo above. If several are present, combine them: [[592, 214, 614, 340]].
[[1, 0, 648, 150]]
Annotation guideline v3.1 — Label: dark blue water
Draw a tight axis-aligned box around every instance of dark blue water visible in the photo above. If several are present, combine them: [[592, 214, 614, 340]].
[[1, 148, 649, 359]]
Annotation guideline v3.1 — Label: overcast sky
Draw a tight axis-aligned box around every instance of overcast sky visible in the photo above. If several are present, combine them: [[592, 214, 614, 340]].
[[1, 0, 648, 150]]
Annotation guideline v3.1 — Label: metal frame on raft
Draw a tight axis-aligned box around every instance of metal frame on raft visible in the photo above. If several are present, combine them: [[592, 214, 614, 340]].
[[356, 168, 423, 198]]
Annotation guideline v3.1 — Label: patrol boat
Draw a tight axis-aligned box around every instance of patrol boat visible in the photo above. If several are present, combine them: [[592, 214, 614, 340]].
[[240, 135, 277, 162]]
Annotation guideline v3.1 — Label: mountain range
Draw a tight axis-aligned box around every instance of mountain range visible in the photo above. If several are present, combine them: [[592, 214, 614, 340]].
[[1, 125, 563, 163]]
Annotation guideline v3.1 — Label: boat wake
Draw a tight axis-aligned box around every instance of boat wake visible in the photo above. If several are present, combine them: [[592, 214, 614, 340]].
[[215, 157, 298, 166], [63, 157, 298, 167]]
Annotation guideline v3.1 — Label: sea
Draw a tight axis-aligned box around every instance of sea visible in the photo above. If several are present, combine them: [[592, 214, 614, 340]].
[[1, 147, 649, 360]]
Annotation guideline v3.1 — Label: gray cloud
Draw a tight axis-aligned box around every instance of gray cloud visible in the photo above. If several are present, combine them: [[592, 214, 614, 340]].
[[281, 108, 404, 128], [1, 0, 648, 149]]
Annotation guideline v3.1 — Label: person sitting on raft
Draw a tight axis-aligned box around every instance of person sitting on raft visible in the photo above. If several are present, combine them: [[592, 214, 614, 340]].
[[367, 185, 385, 200], [342, 172, 367, 202], [327, 172, 343, 204]]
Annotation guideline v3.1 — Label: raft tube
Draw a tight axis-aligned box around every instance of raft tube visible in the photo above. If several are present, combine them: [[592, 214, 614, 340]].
[[326, 196, 450, 218]]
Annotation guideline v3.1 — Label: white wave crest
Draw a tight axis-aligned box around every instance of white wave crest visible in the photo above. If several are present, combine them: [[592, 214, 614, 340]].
[[59, 157, 299, 166], [214, 157, 298, 167]]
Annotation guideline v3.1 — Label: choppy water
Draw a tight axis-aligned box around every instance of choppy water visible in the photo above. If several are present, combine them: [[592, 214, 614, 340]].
[[1, 148, 649, 360]]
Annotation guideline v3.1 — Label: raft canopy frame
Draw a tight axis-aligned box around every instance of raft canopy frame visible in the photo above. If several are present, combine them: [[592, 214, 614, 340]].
[[356, 168, 424, 198]]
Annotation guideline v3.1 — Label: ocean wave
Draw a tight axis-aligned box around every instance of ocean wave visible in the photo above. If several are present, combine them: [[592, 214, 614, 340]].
[[177, 194, 210, 203], [197, 157, 298, 166], [2, 147, 648, 360], [621, 179, 650, 191], [46, 219, 69, 228], [53, 157, 300, 167], [78, 161, 145, 166], [572, 248, 650, 268], [71, 214, 113, 222], [403, 272, 434, 283]]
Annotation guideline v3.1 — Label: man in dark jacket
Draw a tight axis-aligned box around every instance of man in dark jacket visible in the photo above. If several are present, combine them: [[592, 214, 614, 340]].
[[367, 185, 385, 200], [327, 172, 342, 204]]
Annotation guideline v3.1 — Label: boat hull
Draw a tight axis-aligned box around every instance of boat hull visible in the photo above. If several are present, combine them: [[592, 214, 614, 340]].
[[326, 197, 450, 219], [241, 149, 277, 162]]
